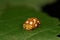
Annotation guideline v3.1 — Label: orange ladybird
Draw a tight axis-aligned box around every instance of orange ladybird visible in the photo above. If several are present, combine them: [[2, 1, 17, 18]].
[[23, 17, 40, 30]]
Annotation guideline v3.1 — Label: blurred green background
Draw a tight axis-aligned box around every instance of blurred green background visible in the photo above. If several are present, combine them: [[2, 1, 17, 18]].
[[0, 0, 60, 40]]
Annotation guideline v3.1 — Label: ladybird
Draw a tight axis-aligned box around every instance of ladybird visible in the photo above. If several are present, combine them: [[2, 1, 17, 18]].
[[23, 17, 40, 30]]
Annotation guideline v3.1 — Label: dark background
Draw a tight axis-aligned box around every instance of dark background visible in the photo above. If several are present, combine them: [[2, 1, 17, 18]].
[[42, 0, 60, 21]]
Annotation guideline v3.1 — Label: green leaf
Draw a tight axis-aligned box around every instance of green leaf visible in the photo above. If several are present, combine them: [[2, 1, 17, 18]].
[[0, 0, 60, 40]]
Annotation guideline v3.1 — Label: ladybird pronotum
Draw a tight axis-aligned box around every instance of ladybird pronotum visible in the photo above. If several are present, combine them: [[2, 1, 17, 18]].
[[23, 17, 40, 30]]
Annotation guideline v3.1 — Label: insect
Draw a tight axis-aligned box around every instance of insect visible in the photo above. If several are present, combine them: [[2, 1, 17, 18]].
[[23, 17, 40, 30]]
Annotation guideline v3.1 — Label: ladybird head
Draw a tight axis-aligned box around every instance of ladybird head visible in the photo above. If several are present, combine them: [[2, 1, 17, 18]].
[[23, 24, 33, 30]]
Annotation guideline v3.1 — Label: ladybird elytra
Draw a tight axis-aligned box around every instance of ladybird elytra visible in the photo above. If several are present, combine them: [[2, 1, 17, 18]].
[[23, 17, 40, 30]]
